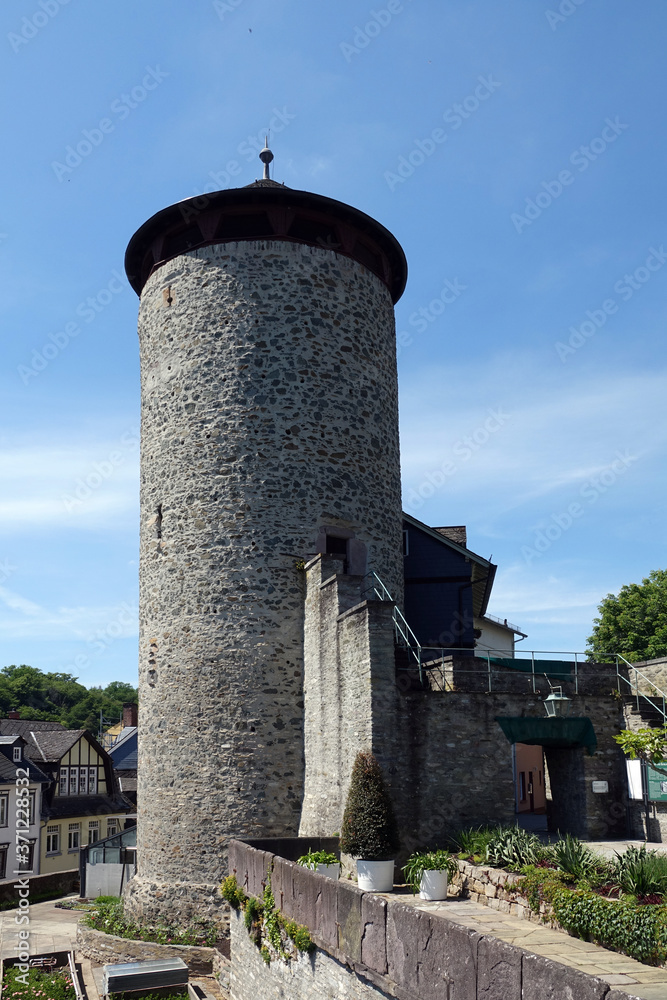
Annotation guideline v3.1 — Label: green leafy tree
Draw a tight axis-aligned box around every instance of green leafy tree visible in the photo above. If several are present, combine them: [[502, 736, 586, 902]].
[[0, 665, 137, 737], [340, 751, 400, 860], [614, 726, 667, 836], [587, 569, 667, 662]]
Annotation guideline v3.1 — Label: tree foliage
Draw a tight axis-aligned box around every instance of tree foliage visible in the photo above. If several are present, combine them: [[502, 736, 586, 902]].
[[614, 727, 667, 777], [0, 664, 137, 736], [587, 569, 667, 662], [340, 750, 400, 860]]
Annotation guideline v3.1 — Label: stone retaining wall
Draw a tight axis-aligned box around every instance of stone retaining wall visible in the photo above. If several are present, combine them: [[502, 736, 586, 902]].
[[228, 839, 635, 1000], [76, 924, 225, 977], [0, 868, 78, 905]]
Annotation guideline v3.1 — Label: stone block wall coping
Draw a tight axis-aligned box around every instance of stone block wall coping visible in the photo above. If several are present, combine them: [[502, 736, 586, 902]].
[[229, 839, 641, 1000]]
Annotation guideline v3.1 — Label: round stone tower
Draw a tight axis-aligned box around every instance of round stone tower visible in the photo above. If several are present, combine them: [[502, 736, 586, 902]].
[[123, 153, 407, 928]]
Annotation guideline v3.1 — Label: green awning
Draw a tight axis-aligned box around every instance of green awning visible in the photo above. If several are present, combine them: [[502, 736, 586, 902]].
[[495, 716, 597, 755], [489, 656, 573, 678]]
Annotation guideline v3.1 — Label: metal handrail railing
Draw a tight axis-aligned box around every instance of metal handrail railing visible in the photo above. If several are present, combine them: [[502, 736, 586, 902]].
[[362, 571, 423, 680], [615, 653, 667, 725]]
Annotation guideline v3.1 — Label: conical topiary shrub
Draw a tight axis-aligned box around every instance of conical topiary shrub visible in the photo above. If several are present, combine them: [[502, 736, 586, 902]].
[[340, 751, 400, 861]]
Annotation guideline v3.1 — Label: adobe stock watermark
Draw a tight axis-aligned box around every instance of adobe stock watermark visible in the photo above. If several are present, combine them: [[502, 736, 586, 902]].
[[511, 117, 628, 234], [64, 601, 138, 675], [213, 0, 243, 20], [340, 0, 414, 62], [546, 0, 586, 31], [0, 560, 17, 586], [18, 269, 127, 384], [61, 427, 139, 513], [397, 277, 467, 356], [51, 66, 169, 182], [178, 108, 296, 222], [385, 75, 501, 191], [8, 0, 72, 54], [556, 246, 667, 362], [404, 407, 511, 511], [521, 450, 638, 564]]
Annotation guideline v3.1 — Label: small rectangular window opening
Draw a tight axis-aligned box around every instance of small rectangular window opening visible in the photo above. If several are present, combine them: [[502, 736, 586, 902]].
[[325, 535, 347, 556]]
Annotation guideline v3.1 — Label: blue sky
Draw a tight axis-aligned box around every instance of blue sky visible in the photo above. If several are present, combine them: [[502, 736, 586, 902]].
[[1, 0, 666, 686]]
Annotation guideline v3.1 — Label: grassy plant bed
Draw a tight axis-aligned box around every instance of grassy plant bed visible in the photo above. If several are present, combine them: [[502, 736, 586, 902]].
[[82, 896, 218, 947], [2, 964, 76, 1000], [520, 866, 667, 966]]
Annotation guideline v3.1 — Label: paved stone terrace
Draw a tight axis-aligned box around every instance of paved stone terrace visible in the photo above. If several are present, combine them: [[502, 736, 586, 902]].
[[396, 889, 667, 1000]]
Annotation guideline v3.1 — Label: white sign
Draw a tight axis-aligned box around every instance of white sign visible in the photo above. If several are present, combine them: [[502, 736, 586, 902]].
[[591, 780, 609, 794]]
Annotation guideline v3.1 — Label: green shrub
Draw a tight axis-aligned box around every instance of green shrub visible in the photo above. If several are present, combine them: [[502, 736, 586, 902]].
[[221, 874, 247, 909], [340, 751, 400, 860], [551, 834, 600, 880], [520, 865, 667, 965], [613, 845, 667, 897], [450, 825, 498, 861], [486, 826, 543, 870]]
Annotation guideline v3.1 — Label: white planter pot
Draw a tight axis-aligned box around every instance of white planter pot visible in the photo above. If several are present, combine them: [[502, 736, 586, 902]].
[[356, 859, 394, 892], [419, 869, 448, 901], [315, 863, 341, 880]]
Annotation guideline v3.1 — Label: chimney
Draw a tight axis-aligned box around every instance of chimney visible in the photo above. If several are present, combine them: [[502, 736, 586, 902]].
[[7, 710, 20, 721], [434, 526, 467, 548], [122, 703, 138, 728]]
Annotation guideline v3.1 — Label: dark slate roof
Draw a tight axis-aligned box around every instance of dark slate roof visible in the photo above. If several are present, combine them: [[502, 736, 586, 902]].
[[116, 769, 137, 793], [22, 729, 85, 764], [0, 754, 50, 784], [0, 720, 65, 739], [109, 728, 138, 769], [45, 793, 132, 821]]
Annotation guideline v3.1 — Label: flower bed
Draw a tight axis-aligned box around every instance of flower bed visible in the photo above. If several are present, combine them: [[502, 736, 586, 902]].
[[2, 964, 75, 1000]]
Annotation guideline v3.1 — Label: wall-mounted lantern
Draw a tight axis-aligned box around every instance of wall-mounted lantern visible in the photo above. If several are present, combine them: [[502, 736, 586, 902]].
[[544, 686, 571, 718]]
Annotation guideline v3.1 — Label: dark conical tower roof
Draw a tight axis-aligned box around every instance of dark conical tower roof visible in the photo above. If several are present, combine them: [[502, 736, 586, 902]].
[[125, 145, 407, 301]]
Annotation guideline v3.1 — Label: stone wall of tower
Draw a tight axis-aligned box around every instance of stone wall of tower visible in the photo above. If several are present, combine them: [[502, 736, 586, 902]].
[[125, 239, 403, 928]]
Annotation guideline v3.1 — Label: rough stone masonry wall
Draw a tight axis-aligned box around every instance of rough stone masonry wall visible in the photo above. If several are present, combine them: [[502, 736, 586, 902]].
[[299, 559, 629, 851], [127, 239, 404, 928], [228, 840, 634, 1000], [299, 555, 398, 837]]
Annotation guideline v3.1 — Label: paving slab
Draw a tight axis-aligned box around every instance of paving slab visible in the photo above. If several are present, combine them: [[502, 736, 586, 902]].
[[0, 897, 81, 959]]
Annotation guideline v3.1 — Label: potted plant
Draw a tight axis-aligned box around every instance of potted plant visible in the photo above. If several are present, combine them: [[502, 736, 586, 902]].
[[297, 848, 341, 880], [340, 750, 400, 892], [403, 849, 458, 900]]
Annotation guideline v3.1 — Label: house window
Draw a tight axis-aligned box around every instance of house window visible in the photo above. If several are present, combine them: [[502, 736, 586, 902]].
[[0, 845, 7, 879], [28, 791, 35, 826], [46, 825, 60, 854], [0, 794, 8, 828], [69, 767, 78, 796], [12, 747, 21, 762], [88, 821, 99, 845], [25, 841, 35, 873], [59, 768, 67, 795], [88, 767, 98, 794], [79, 769, 88, 795], [68, 823, 80, 851], [107, 819, 118, 838]]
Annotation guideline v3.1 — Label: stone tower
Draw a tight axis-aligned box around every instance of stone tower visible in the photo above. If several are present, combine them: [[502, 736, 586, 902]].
[[123, 152, 407, 927]]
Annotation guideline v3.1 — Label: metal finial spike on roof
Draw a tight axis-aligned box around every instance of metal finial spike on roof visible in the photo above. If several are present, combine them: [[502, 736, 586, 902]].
[[259, 137, 274, 180]]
